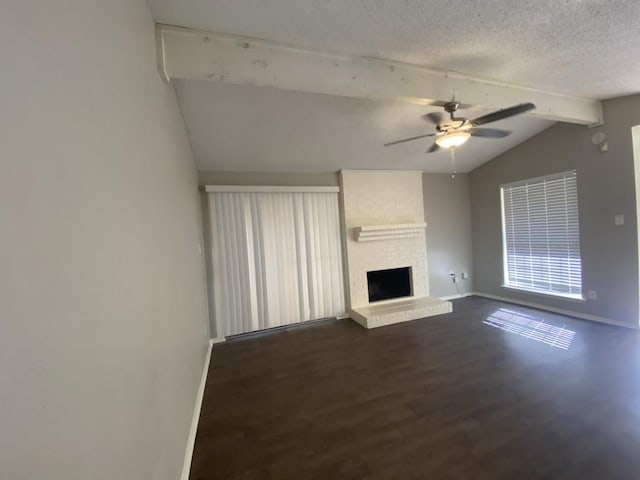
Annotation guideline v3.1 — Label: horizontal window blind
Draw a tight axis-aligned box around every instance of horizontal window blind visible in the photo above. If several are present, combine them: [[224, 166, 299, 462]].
[[501, 171, 582, 298]]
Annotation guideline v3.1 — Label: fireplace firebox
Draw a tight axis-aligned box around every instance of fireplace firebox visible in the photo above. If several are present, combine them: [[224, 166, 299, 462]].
[[367, 267, 412, 303]]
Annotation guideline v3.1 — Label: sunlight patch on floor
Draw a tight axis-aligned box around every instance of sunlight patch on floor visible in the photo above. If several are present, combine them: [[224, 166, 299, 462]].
[[483, 308, 576, 350]]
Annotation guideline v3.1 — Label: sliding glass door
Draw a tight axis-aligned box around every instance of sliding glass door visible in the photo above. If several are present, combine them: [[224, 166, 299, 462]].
[[208, 189, 345, 336]]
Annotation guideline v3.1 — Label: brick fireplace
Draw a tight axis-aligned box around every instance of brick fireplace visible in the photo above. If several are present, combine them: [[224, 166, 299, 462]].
[[339, 170, 452, 328]]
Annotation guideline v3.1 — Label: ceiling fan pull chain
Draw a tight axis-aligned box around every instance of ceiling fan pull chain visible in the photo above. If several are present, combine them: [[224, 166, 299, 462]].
[[450, 147, 457, 178]]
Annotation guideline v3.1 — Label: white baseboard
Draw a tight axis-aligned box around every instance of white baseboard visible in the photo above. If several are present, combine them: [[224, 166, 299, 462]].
[[471, 291, 639, 330], [210, 337, 226, 344], [180, 340, 213, 480], [336, 313, 350, 320], [439, 293, 471, 301]]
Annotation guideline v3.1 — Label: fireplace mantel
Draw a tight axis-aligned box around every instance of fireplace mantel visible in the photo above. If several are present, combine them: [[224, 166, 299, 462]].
[[354, 222, 427, 242]]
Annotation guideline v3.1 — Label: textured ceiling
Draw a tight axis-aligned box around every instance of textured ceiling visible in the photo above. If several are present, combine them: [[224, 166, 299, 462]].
[[176, 81, 553, 173], [151, 0, 640, 99]]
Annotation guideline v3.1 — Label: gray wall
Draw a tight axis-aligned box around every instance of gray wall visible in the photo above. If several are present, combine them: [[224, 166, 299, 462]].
[[423, 174, 474, 298], [0, 2, 210, 479], [470, 95, 640, 326]]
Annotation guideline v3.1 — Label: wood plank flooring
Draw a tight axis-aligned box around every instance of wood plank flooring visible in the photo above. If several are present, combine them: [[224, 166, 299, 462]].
[[190, 296, 640, 479]]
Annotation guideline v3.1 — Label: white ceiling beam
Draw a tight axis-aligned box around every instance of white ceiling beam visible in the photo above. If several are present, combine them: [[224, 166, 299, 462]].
[[157, 25, 603, 126]]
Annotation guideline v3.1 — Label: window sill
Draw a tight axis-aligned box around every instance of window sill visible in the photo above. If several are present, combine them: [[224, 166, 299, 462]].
[[501, 285, 585, 303]]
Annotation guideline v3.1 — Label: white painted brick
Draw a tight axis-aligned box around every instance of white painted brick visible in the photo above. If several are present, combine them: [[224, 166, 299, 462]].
[[340, 170, 429, 307], [340, 170, 450, 328]]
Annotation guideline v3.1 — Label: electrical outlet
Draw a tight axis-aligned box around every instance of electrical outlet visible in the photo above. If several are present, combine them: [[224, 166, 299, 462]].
[[461, 272, 469, 280], [587, 290, 597, 300]]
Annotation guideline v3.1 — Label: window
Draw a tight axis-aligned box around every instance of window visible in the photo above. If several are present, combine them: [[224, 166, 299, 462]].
[[500, 170, 582, 299]]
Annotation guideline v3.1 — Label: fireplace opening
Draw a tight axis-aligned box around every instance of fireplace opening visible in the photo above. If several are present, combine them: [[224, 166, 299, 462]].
[[367, 267, 412, 303]]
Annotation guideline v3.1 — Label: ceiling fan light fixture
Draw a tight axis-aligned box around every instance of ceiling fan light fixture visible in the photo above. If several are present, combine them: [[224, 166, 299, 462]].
[[435, 131, 471, 149]]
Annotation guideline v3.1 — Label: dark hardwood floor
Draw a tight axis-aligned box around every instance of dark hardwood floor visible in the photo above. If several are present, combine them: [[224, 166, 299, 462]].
[[190, 296, 640, 479]]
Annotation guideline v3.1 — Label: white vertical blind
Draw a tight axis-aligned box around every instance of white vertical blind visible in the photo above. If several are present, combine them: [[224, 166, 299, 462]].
[[501, 170, 582, 298], [209, 191, 345, 336]]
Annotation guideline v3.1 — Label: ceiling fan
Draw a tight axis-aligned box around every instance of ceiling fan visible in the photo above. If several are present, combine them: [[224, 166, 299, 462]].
[[384, 101, 536, 153]]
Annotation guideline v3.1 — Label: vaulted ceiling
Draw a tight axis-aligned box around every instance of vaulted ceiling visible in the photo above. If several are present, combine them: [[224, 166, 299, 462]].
[[150, 0, 640, 173], [176, 81, 553, 173]]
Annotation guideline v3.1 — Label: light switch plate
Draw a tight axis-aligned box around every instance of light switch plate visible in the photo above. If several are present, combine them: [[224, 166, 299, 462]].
[[615, 214, 624, 226]]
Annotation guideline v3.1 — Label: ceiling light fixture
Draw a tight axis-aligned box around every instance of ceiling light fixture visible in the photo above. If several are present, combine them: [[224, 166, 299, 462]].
[[435, 131, 471, 149]]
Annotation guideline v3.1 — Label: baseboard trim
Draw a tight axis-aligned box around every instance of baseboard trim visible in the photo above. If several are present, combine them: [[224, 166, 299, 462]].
[[180, 340, 213, 480], [210, 337, 226, 344], [471, 291, 639, 330], [439, 294, 471, 301]]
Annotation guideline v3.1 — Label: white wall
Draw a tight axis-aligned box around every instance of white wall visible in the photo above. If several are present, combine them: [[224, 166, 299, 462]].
[[0, 2, 210, 479]]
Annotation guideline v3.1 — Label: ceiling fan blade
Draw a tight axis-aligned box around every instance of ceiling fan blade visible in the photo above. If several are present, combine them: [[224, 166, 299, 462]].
[[470, 103, 535, 126], [384, 133, 435, 147], [428, 100, 472, 109], [421, 112, 445, 125], [469, 127, 512, 138], [426, 143, 440, 153]]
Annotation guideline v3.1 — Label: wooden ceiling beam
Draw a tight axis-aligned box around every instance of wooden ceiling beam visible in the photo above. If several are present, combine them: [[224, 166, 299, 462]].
[[157, 24, 603, 126]]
